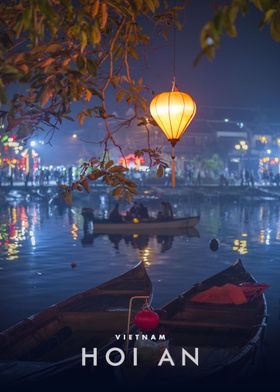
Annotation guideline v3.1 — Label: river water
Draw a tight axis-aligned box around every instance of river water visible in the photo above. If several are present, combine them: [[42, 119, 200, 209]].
[[0, 196, 279, 379]]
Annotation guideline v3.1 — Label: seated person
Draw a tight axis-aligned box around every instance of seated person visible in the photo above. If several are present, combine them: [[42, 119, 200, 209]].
[[165, 202, 173, 220], [109, 203, 123, 223], [126, 202, 140, 221], [81, 207, 95, 231], [138, 203, 149, 220], [157, 202, 173, 220]]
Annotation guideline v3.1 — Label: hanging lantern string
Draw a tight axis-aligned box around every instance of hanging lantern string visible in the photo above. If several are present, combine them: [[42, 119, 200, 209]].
[[171, 1, 177, 187], [150, 0, 196, 190], [172, 1, 177, 92]]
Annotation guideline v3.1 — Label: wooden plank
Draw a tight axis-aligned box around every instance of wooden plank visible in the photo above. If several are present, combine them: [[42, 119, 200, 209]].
[[159, 319, 260, 331], [60, 311, 134, 331]]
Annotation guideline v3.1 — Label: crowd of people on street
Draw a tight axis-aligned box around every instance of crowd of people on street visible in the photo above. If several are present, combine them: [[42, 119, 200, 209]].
[[2, 163, 280, 189], [0, 166, 78, 187], [186, 168, 280, 188], [218, 169, 280, 188]]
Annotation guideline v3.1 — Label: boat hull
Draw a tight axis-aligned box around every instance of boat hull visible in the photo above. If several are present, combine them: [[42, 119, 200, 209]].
[[116, 260, 267, 384], [0, 262, 152, 363], [93, 216, 200, 233], [3, 261, 267, 387]]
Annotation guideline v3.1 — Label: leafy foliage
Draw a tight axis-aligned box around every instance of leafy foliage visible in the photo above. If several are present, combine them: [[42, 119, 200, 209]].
[[0, 0, 181, 134], [60, 149, 167, 204], [1, 1, 280, 203], [196, 0, 280, 65], [0, 0, 183, 203]]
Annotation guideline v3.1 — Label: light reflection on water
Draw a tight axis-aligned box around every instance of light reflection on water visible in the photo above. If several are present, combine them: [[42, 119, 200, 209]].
[[0, 205, 35, 261], [0, 199, 279, 375]]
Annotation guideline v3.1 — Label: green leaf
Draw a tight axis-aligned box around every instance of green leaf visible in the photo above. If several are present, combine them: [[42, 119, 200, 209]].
[[264, 8, 276, 23], [146, 0, 156, 13], [76, 55, 86, 71], [251, 0, 263, 10], [116, 89, 126, 103], [81, 31, 88, 52], [270, 13, 280, 41], [128, 47, 139, 60], [87, 58, 97, 75], [23, 7, 32, 29], [1, 65, 20, 76], [91, 24, 101, 45], [0, 80, 7, 104], [225, 22, 237, 37], [228, 5, 239, 24], [175, 20, 183, 31]]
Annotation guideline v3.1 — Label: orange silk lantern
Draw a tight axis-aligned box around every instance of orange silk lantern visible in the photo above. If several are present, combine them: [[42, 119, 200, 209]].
[[150, 88, 196, 187]]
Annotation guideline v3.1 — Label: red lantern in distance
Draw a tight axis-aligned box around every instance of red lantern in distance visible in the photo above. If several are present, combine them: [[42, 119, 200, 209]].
[[134, 308, 159, 332]]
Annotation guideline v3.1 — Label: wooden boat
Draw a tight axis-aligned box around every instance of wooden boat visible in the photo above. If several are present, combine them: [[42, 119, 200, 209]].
[[0, 262, 152, 364], [91, 216, 200, 234], [5, 260, 267, 387], [159, 259, 267, 333], [116, 259, 267, 383]]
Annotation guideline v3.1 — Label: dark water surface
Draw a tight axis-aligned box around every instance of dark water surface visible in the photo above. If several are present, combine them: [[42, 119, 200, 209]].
[[0, 197, 279, 378]]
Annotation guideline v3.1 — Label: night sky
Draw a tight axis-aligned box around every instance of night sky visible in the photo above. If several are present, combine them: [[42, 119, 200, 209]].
[[33, 0, 280, 164]]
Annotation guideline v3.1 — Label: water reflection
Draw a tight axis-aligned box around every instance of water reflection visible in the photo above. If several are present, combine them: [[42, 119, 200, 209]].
[[2, 200, 280, 265], [81, 226, 199, 256], [232, 239, 248, 255], [0, 205, 41, 261], [0, 198, 279, 381]]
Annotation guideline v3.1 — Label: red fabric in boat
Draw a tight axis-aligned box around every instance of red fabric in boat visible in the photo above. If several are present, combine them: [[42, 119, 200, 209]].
[[191, 284, 248, 305], [191, 282, 269, 305], [238, 282, 269, 300]]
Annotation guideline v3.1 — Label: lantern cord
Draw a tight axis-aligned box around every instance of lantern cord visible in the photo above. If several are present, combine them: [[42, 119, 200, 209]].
[[172, 2, 176, 91], [171, 145, 176, 188]]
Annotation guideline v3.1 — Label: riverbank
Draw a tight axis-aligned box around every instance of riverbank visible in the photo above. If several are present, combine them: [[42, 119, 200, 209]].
[[2, 183, 280, 205]]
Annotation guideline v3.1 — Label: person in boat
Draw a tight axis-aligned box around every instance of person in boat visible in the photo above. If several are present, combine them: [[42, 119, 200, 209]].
[[81, 207, 95, 231], [130, 202, 140, 216], [138, 203, 149, 220], [109, 203, 123, 223], [165, 202, 173, 219], [126, 202, 140, 221], [157, 202, 173, 221]]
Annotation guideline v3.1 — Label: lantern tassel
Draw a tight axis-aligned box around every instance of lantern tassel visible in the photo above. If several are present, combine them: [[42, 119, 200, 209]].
[[171, 145, 175, 188]]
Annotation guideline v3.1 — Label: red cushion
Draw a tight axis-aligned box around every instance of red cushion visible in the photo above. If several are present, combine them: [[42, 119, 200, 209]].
[[239, 282, 269, 300], [191, 282, 269, 305]]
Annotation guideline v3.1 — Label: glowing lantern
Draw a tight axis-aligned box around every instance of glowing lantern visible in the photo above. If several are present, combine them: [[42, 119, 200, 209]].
[[150, 89, 196, 187], [134, 308, 159, 332]]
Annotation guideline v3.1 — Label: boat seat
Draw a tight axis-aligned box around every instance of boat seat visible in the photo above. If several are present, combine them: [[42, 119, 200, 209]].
[[21, 326, 73, 360], [59, 310, 135, 332], [159, 318, 260, 332]]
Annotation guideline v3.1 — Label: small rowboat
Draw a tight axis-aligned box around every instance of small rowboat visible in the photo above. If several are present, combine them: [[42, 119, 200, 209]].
[[92, 216, 200, 234], [117, 259, 267, 384], [0, 262, 152, 366], [5, 260, 267, 387], [159, 259, 267, 332]]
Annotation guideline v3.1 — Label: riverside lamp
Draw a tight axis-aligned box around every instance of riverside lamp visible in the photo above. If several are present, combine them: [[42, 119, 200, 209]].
[[150, 87, 196, 188]]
